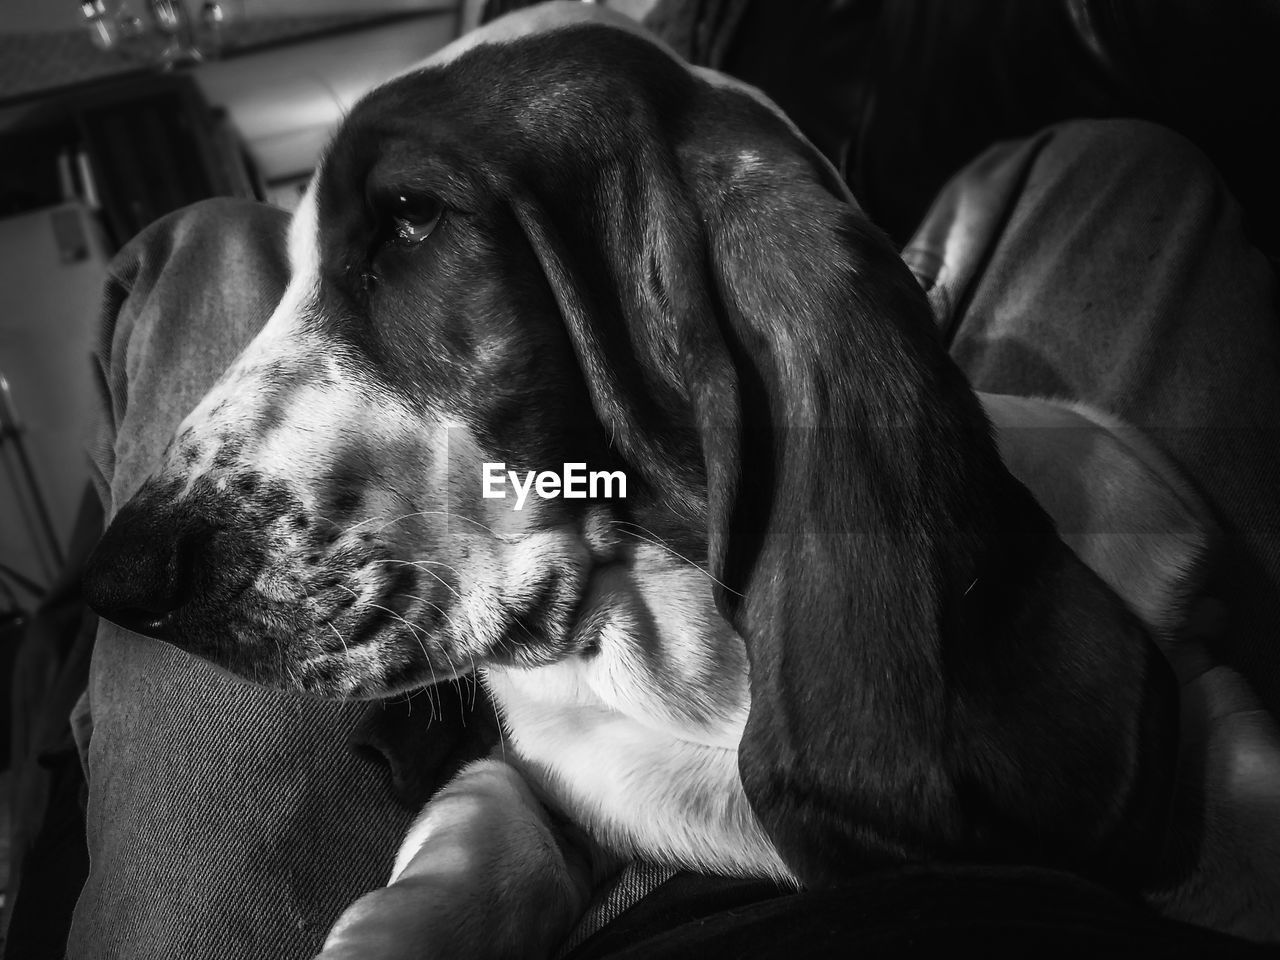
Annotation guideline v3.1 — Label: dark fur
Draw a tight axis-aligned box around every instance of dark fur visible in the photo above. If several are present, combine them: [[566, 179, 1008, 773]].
[[86, 24, 1179, 890], [414, 27, 1178, 885]]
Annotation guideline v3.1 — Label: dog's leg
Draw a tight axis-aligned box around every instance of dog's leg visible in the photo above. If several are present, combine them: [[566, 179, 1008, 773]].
[[316, 759, 593, 960]]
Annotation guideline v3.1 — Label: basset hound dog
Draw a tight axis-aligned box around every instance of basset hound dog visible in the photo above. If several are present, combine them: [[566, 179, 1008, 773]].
[[82, 2, 1278, 956]]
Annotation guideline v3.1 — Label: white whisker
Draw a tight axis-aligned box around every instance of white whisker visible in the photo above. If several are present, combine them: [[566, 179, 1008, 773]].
[[373, 558, 462, 598], [611, 520, 744, 597], [370, 508, 514, 541], [300, 580, 356, 701], [335, 584, 442, 689]]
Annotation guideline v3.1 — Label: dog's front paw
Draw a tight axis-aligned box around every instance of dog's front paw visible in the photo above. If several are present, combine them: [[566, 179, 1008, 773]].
[[316, 759, 593, 960]]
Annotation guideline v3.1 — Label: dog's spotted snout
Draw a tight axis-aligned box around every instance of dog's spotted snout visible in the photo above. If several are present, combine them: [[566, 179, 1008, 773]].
[[83, 479, 260, 646]]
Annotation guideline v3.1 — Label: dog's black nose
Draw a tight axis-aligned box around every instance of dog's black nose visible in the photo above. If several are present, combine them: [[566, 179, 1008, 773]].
[[82, 491, 211, 641]]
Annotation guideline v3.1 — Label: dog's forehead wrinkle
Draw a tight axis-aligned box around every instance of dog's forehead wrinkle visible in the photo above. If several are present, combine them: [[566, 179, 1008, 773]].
[[364, 150, 477, 210], [358, 24, 698, 154]]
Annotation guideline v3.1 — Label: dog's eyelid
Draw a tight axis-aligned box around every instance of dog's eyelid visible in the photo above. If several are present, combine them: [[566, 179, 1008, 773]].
[[367, 189, 446, 248], [392, 195, 443, 245], [390, 191, 443, 216], [366, 184, 439, 214]]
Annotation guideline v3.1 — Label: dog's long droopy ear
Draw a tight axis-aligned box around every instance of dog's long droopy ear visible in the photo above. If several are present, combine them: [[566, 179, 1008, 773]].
[[504, 34, 1177, 887], [667, 93, 1180, 887]]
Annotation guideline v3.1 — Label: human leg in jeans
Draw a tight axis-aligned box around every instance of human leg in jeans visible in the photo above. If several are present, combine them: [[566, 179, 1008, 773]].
[[905, 118, 1280, 940], [66, 198, 491, 960], [908, 119, 1280, 709]]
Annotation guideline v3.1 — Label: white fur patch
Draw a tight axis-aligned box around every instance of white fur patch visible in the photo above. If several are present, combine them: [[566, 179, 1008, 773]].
[[482, 542, 790, 881]]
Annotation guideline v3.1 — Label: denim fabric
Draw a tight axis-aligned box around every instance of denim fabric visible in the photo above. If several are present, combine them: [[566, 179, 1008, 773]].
[[904, 119, 1280, 716], [67, 200, 423, 960], [556, 863, 680, 960]]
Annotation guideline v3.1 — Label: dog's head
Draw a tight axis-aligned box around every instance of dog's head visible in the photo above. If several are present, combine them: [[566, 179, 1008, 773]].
[[85, 4, 1177, 887]]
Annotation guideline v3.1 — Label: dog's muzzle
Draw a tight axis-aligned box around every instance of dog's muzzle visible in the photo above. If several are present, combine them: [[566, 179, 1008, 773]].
[[87, 505, 206, 640], [84, 480, 264, 642], [79, 470, 321, 686]]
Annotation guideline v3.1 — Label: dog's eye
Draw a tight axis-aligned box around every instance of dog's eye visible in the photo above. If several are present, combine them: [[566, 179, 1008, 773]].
[[389, 194, 443, 245]]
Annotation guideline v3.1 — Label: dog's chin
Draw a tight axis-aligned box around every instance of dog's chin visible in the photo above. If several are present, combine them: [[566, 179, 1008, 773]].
[[190, 587, 586, 701], [104, 602, 457, 700], [162, 629, 475, 701], [290, 646, 476, 701]]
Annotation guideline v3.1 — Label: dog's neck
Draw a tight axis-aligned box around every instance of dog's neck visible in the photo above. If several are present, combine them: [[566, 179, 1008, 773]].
[[481, 541, 793, 880]]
